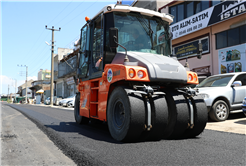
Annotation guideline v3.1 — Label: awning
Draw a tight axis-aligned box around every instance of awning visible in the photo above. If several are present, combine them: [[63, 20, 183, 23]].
[[36, 89, 44, 94]]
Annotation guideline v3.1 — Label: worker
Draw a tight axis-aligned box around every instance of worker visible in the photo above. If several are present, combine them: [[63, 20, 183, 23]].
[[132, 29, 149, 50], [95, 56, 103, 70]]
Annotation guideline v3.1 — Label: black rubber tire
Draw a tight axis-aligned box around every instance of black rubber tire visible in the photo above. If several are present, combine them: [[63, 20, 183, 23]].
[[74, 93, 89, 124], [107, 87, 145, 142], [209, 100, 229, 122], [163, 90, 189, 139], [183, 95, 207, 138], [142, 94, 168, 141]]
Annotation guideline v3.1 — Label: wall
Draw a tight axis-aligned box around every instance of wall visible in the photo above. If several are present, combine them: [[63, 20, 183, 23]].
[[133, 0, 157, 11], [211, 14, 246, 74], [22, 88, 32, 98]]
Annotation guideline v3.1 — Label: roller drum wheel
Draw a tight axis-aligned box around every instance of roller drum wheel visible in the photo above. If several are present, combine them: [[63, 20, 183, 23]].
[[183, 95, 207, 138], [74, 93, 89, 124], [142, 94, 168, 141], [107, 87, 145, 142], [163, 90, 189, 139]]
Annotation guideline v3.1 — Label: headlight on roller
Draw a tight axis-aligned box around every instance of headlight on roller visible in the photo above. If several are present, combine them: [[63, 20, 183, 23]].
[[188, 74, 193, 81], [129, 68, 135, 78], [137, 70, 145, 79]]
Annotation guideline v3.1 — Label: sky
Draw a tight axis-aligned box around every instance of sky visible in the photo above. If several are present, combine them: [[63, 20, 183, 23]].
[[1, 0, 134, 95]]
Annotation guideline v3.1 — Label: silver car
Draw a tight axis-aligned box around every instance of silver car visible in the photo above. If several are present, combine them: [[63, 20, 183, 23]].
[[196, 72, 246, 121]]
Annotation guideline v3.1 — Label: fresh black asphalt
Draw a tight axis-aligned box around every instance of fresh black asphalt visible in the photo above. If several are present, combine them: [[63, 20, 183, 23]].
[[8, 104, 246, 166]]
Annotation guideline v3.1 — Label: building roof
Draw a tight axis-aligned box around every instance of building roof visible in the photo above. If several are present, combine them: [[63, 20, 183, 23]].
[[18, 79, 34, 89]]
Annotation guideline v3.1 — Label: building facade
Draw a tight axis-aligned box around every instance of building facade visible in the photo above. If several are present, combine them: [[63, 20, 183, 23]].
[[54, 48, 73, 98], [57, 49, 78, 98], [17, 79, 33, 98], [159, 0, 246, 76], [132, 0, 172, 11], [53, 47, 77, 98], [38, 69, 51, 80]]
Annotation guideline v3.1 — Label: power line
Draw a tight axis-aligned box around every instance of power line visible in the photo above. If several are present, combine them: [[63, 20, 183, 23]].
[[28, 56, 50, 76], [61, 0, 98, 27], [47, 0, 74, 26], [19, 1, 73, 65], [25, 43, 50, 66], [20, 30, 47, 63], [54, 0, 85, 27]]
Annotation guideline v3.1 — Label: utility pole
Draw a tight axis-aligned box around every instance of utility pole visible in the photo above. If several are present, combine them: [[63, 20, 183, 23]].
[[26, 66, 28, 103], [45, 25, 61, 106], [8, 84, 9, 101], [18, 65, 28, 104], [15, 79, 17, 102]]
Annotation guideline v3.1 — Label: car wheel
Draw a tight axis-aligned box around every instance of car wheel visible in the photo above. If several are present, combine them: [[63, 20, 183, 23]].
[[209, 100, 229, 122]]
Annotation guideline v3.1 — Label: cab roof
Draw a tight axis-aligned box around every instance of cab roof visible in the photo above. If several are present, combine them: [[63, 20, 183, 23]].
[[91, 4, 173, 24]]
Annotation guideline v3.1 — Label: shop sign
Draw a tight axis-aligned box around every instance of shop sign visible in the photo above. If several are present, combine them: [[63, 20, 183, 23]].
[[218, 44, 246, 74], [174, 41, 198, 58], [174, 37, 209, 59], [66, 77, 75, 85], [170, 0, 246, 40]]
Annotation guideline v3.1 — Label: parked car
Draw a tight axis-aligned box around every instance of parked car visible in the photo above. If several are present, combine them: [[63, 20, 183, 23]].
[[67, 100, 75, 107], [54, 96, 63, 106], [196, 72, 246, 121], [45, 96, 63, 105], [243, 97, 246, 116], [59, 95, 75, 107], [45, 97, 51, 105]]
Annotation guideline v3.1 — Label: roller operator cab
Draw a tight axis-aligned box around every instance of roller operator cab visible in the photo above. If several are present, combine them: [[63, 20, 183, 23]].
[[74, 4, 207, 142]]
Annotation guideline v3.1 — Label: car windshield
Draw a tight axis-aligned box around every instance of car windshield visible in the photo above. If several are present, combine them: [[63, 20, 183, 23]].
[[67, 95, 75, 98], [197, 75, 234, 88], [114, 12, 172, 56]]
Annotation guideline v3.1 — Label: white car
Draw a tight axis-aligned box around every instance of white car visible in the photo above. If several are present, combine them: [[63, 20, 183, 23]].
[[59, 95, 75, 107], [196, 72, 246, 121], [45, 96, 62, 105], [45, 97, 55, 105]]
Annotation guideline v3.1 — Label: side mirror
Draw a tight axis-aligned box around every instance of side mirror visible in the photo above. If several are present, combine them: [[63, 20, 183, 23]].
[[231, 81, 242, 87], [109, 28, 118, 48]]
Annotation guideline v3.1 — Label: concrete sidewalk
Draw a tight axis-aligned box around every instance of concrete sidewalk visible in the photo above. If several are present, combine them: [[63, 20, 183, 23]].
[[206, 113, 246, 135]]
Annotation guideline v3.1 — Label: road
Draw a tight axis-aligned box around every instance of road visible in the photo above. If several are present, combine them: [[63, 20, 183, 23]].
[[1, 102, 246, 166]]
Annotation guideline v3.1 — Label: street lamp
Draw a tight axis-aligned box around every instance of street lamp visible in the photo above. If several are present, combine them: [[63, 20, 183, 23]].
[[18, 65, 28, 104]]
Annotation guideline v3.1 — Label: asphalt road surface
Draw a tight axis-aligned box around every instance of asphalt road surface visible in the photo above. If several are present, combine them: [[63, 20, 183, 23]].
[[2, 103, 246, 166]]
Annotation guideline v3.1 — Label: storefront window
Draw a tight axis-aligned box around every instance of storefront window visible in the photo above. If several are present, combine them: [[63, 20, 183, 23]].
[[170, 6, 177, 24], [228, 28, 239, 47], [177, 4, 184, 22], [240, 25, 246, 44], [216, 31, 227, 49], [201, 1, 209, 11], [186, 2, 194, 18], [216, 25, 246, 49], [169, 1, 223, 24], [195, 1, 201, 14]]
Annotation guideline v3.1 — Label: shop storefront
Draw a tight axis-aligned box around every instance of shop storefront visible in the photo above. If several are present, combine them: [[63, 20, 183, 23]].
[[159, 0, 246, 75], [65, 76, 76, 97]]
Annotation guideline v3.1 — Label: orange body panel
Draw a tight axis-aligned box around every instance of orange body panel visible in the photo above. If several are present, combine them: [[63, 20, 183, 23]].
[[77, 64, 150, 122]]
